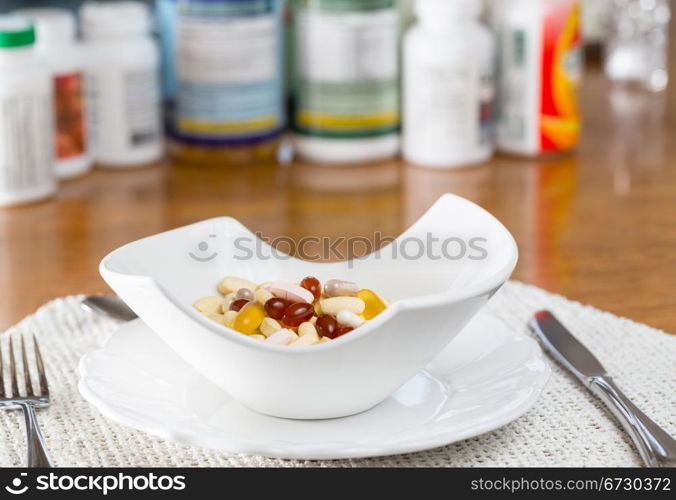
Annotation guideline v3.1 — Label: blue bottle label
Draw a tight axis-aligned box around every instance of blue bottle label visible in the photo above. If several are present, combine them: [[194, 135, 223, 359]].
[[173, 0, 285, 145]]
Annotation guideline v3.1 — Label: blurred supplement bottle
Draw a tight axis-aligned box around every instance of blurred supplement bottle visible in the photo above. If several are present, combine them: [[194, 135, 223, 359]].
[[490, 0, 582, 157], [14, 8, 91, 179], [0, 16, 55, 207], [169, 0, 285, 166], [403, 0, 495, 168], [291, 0, 400, 165], [157, 0, 179, 104], [81, 1, 163, 168], [604, 0, 670, 92], [580, 0, 611, 47]]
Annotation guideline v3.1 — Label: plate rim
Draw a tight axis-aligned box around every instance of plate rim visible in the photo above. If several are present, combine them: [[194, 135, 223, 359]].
[[78, 312, 551, 460]]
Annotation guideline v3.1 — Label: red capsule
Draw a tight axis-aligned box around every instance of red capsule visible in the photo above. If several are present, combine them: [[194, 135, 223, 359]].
[[282, 302, 314, 327], [300, 276, 321, 300], [316, 314, 338, 339], [335, 325, 354, 338], [264, 297, 291, 320], [229, 298, 250, 312]]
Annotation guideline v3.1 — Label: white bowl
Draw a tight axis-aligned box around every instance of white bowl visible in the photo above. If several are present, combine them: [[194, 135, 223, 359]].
[[99, 194, 518, 419]]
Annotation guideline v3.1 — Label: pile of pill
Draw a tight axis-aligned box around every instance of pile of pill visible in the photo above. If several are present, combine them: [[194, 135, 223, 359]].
[[193, 276, 388, 346]]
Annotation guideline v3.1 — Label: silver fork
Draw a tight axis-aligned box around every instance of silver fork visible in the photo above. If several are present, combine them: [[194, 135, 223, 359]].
[[0, 333, 53, 467]]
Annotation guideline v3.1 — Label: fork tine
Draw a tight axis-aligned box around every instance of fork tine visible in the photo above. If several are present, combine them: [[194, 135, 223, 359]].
[[8, 336, 19, 398], [0, 338, 4, 399], [20, 335, 34, 397], [33, 334, 48, 396]]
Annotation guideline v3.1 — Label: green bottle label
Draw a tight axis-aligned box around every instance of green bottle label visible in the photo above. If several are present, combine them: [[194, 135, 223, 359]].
[[292, 0, 400, 139]]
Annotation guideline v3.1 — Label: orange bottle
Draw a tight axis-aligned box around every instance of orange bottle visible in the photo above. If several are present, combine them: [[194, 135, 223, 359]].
[[491, 0, 582, 157]]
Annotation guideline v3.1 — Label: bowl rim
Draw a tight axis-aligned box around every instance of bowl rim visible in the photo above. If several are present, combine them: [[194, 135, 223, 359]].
[[100, 193, 519, 354]]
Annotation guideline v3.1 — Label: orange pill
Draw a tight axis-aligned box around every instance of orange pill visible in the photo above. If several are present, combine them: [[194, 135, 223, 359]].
[[357, 289, 387, 320], [232, 301, 266, 335]]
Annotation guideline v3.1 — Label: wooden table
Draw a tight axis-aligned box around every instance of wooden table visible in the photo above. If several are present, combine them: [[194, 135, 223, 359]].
[[1, 69, 675, 333]]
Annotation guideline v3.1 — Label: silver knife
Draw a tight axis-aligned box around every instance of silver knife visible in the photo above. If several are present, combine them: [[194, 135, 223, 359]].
[[81, 295, 138, 322], [530, 310, 676, 468]]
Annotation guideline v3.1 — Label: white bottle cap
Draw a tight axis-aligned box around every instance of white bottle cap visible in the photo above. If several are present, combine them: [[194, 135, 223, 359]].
[[12, 8, 76, 47], [415, 0, 483, 24], [80, 1, 151, 40]]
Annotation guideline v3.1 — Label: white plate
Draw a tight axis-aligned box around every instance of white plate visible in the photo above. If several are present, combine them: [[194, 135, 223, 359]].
[[78, 311, 550, 460]]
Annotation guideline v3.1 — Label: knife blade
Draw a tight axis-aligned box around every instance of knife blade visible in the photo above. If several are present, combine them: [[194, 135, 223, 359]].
[[530, 310, 606, 384], [81, 295, 138, 322]]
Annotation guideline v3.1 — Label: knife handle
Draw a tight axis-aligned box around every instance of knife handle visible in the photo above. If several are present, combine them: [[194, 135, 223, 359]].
[[589, 376, 676, 467]]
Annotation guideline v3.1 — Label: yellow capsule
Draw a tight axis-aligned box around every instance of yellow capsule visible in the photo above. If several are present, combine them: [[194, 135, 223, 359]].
[[357, 289, 387, 320], [232, 302, 266, 335]]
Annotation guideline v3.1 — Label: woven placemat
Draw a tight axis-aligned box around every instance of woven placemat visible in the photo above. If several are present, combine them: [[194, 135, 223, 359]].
[[1, 281, 674, 467]]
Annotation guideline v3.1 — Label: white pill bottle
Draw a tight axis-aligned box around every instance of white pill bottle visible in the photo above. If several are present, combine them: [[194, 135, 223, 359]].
[[80, 1, 163, 167], [403, 0, 495, 168], [14, 8, 92, 179], [0, 16, 55, 207], [291, 0, 400, 165]]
